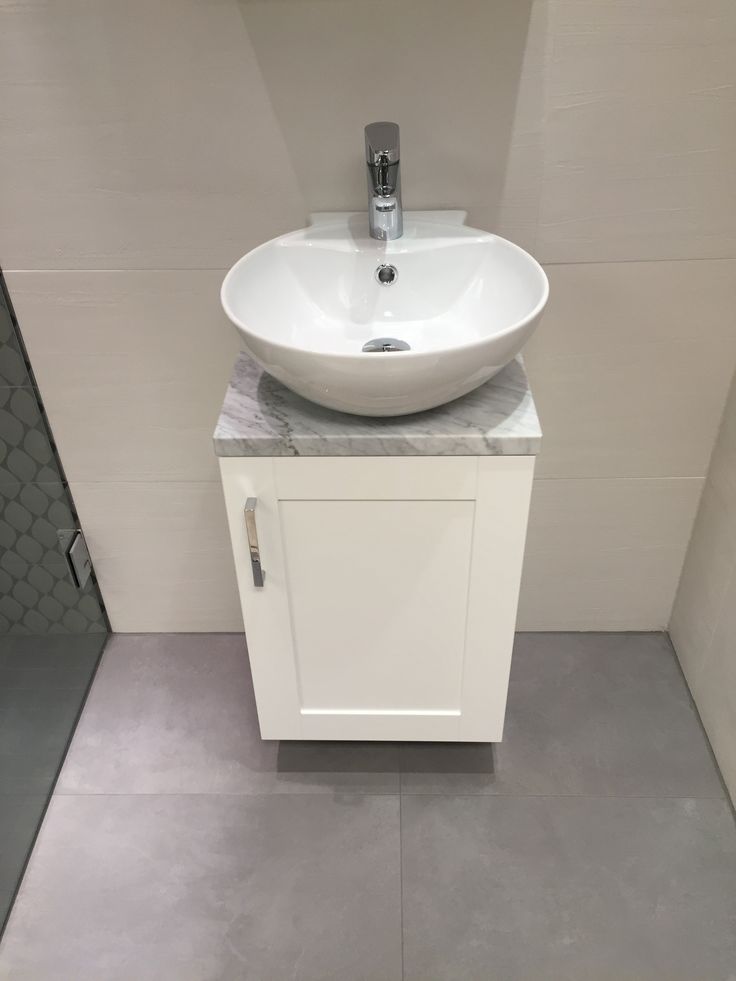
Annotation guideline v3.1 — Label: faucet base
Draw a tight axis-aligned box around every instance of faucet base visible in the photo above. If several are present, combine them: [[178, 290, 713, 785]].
[[369, 197, 403, 240]]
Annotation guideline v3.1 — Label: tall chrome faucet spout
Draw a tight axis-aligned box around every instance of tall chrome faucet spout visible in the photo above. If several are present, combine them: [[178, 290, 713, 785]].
[[364, 121, 403, 240]]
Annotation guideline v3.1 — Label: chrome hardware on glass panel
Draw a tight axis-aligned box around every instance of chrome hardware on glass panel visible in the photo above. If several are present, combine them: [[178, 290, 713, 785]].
[[244, 497, 265, 587], [365, 121, 403, 241], [57, 528, 93, 589]]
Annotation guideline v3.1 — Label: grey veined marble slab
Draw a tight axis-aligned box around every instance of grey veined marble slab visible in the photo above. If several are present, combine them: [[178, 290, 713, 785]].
[[213, 353, 541, 457]]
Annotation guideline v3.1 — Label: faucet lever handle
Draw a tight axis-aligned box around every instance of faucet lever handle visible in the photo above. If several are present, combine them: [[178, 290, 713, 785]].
[[364, 121, 400, 165]]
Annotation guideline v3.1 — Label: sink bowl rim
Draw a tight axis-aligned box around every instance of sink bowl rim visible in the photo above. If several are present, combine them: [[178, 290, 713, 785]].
[[221, 218, 550, 363]]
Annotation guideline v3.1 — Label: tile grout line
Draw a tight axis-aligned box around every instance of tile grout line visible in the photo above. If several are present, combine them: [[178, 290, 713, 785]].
[[395, 793, 730, 802], [57, 475, 712, 485], [49, 790, 728, 800], [399, 789, 405, 981], [3, 257, 736, 275]]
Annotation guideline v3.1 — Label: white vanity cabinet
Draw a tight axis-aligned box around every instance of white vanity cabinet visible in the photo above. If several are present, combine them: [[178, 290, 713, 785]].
[[219, 454, 535, 742], [215, 352, 541, 743]]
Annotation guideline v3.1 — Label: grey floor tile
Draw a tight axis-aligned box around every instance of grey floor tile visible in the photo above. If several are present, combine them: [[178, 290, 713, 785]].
[[0, 795, 46, 929], [57, 634, 400, 795], [0, 793, 402, 981], [402, 794, 736, 981], [401, 632, 725, 797], [0, 634, 104, 689]]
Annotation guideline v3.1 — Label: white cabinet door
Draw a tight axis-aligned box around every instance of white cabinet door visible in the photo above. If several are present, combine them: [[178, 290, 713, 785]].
[[219, 456, 534, 741]]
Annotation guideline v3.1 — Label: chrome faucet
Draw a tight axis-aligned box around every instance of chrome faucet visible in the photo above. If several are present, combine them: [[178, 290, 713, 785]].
[[365, 121, 403, 240]]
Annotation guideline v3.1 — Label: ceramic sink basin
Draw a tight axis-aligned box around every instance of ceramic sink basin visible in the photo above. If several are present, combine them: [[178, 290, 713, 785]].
[[221, 211, 548, 416]]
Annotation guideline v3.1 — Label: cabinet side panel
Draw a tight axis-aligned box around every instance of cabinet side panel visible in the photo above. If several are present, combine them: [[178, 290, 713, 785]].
[[460, 456, 536, 740]]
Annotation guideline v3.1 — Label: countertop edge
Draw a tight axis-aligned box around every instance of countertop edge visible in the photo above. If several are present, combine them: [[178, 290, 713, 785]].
[[213, 436, 543, 458]]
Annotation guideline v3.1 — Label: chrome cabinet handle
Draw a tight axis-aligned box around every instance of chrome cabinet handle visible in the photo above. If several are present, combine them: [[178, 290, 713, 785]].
[[244, 497, 265, 587]]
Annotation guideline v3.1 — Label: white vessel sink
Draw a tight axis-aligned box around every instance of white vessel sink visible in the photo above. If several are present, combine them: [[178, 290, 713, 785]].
[[221, 211, 548, 417]]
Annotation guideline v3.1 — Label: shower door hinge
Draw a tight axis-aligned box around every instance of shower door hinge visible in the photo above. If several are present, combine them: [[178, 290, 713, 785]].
[[57, 528, 93, 589]]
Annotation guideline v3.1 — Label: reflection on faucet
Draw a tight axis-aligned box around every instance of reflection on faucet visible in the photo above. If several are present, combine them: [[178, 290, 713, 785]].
[[365, 121, 403, 241]]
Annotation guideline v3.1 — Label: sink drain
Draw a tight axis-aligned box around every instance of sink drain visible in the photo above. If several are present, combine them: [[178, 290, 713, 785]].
[[375, 263, 398, 286], [362, 337, 411, 353]]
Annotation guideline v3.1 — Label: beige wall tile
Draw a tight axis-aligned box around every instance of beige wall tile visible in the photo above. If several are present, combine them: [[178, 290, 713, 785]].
[[519, 574, 682, 633], [538, 0, 736, 262], [708, 371, 736, 510], [3, 0, 735, 271], [3, 0, 735, 638], [670, 370, 736, 682], [691, 566, 736, 799], [5, 270, 241, 482], [238, 0, 542, 237], [70, 480, 243, 632], [519, 477, 702, 629], [464, 0, 547, 252], [669, 480, 736, 685], [670, 371, 736, 800], [526, 260, 736, 479], [0, 0, 304, 269], [11, 260, 735, 488], [74, 475, 703, 633], [0, 0, 547, 269]]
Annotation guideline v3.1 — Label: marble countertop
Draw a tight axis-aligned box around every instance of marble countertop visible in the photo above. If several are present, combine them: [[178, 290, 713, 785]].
[[213, 353, 541, 457]]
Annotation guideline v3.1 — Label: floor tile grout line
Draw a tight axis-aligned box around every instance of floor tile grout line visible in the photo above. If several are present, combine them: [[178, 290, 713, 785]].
[[50, 790, 729, 801], [398, 792, 730, 801], [51, 790, 403, 799]]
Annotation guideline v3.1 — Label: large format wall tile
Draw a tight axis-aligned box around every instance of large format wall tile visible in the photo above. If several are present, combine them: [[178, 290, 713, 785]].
[[0, 0, 304, 269], [708, 369, 736, 510], [526, 260, 736, 479], [519, 477, 703, 630], [2, 0, 735, 636], [4, 0, 734, 266], [669, 480, 736, 683], [538, 0, 736, 262], [670, 371, 736, 800], [69, 481, 242, 632], [5, 271, 241, 482], [57, 471, 706, 633], [238, 0, 541, 238], [66, 475, 703, 633], [693, 567, 736, 795], [490, 0, 547, 253], [671, 370, 736, 682]]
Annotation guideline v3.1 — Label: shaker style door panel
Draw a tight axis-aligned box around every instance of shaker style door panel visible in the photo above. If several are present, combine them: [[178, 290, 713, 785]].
[[279, 499, 474, 714]]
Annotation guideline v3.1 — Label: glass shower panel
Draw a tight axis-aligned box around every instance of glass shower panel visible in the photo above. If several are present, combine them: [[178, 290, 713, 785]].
[[0, 276, 109, 933]]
